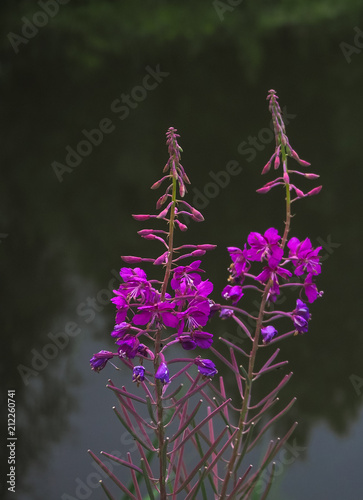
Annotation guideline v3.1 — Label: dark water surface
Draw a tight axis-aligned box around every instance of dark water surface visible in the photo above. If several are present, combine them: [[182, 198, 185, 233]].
[[2, 2, 363, 499]]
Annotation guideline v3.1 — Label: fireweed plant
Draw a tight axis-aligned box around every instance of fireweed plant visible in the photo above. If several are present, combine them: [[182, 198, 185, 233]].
[[89, 90, 323, 499]]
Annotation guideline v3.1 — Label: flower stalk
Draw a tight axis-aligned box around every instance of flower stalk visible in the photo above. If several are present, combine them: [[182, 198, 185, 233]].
[[89, 92, 323, 498]]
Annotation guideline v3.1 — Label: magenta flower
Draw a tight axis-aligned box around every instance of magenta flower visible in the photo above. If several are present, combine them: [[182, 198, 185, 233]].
[[292, 299, 310, 333], [222, 285, 244, 304], [132, 301, 178, 328], [132, 365, 145, 383], [90, 350, 114, 372], [177, 297, 210, 331], [194, 358, 217, 377], [118, 267, 157, 303], [244, 228, 281, 263], [227, 246, 250, 284], [256, 262, 292, 301], [110, 292, 129, 323], [287, 237, 322, 276], [178, 331, 213, 350], [170, 260, 204, 292], [261, 325, 278, 343], [194, 279, 214, 297], [303, 273, 321, 303], [219, 308, 234, 319], [155, 362, 169, 384], [110, 322, 132, 339], [116, 335, 140, 359]]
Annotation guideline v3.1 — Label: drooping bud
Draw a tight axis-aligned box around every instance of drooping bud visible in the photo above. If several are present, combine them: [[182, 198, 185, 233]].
[[190, 208, 204, 222], [304, 173, 320, 180], [157, 201, 173, 219], [175, 220, 188, 231], [156, 193, 169, 209], [297, 159, 311, 167], [132, 214, 152, 221], [150, 175, 170, 190], [191, 249, 206, 256], [283, 171, 290, 184], [197, 244, 217, 251], [307, 185, 323, 196], [293, 186, 305, 198], [153, 252, 168, 265], [121, 255, 143, 263]]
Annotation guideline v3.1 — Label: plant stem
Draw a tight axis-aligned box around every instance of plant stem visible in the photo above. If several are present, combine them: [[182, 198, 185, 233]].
[[220, 137, 292, 498], [155, 170, 177, 500]]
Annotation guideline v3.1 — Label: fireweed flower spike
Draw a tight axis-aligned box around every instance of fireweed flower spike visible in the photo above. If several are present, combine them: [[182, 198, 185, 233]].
[[89, 127, 226, 500], [213, 90, 323, 499], [90, 96, 323, 499]]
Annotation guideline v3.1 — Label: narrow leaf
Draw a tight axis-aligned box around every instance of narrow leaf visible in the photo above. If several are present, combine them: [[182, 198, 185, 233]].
[[140, 458, 156, 500], [113, 406, 155, 452], [247, 398, 297, 453], [249, 372, 293, 409], [87, 450, 138, 500], [169, 399, 203, 443]]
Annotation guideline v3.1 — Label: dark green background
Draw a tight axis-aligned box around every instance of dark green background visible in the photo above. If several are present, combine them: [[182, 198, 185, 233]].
[[1, 1, 363, 499]]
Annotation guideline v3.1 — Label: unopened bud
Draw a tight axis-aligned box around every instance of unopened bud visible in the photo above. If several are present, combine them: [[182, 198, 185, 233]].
[[175, 220, 188, 231], [157, 202, 172, 219], [121, 256, 142, 263], [274, 154, 281, 169], [307, 185, 322, 196], [304, 173, 320, 179], [297, 159, 311, 167], [150, 176, 168, 190], [137, 229, 154, 236], [154, 252, 168, 265], [191, 208, 204, 222], [156, 194, 168, 209], [289, 148, 300, 161], [132, 214, 151, 221], [197, 244, 217, 251], [283, 172, 290, 184], [261, 160, 272, 175], [191, 249, 206, 256], [294, 186, 305, 198]]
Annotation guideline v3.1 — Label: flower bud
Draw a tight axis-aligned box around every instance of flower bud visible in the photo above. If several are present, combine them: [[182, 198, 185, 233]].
[[175, 220, 188, 231], [261, 160, 272, 175], [304, 173, 320, 179], [191, 208, 204, 222], [294, 186, 305, 198], [132, 214, 151, 221], [121, 256, 143, 263], [191, 249, 206, 256], [197, 244, 217, 251], [150, 175, 169, 189], [274, 154, 281, 170], [297, 159, 311, 167], [156, 194, 168, 209], [153, 252, 168, 265], [307, 185, 322, 196]]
